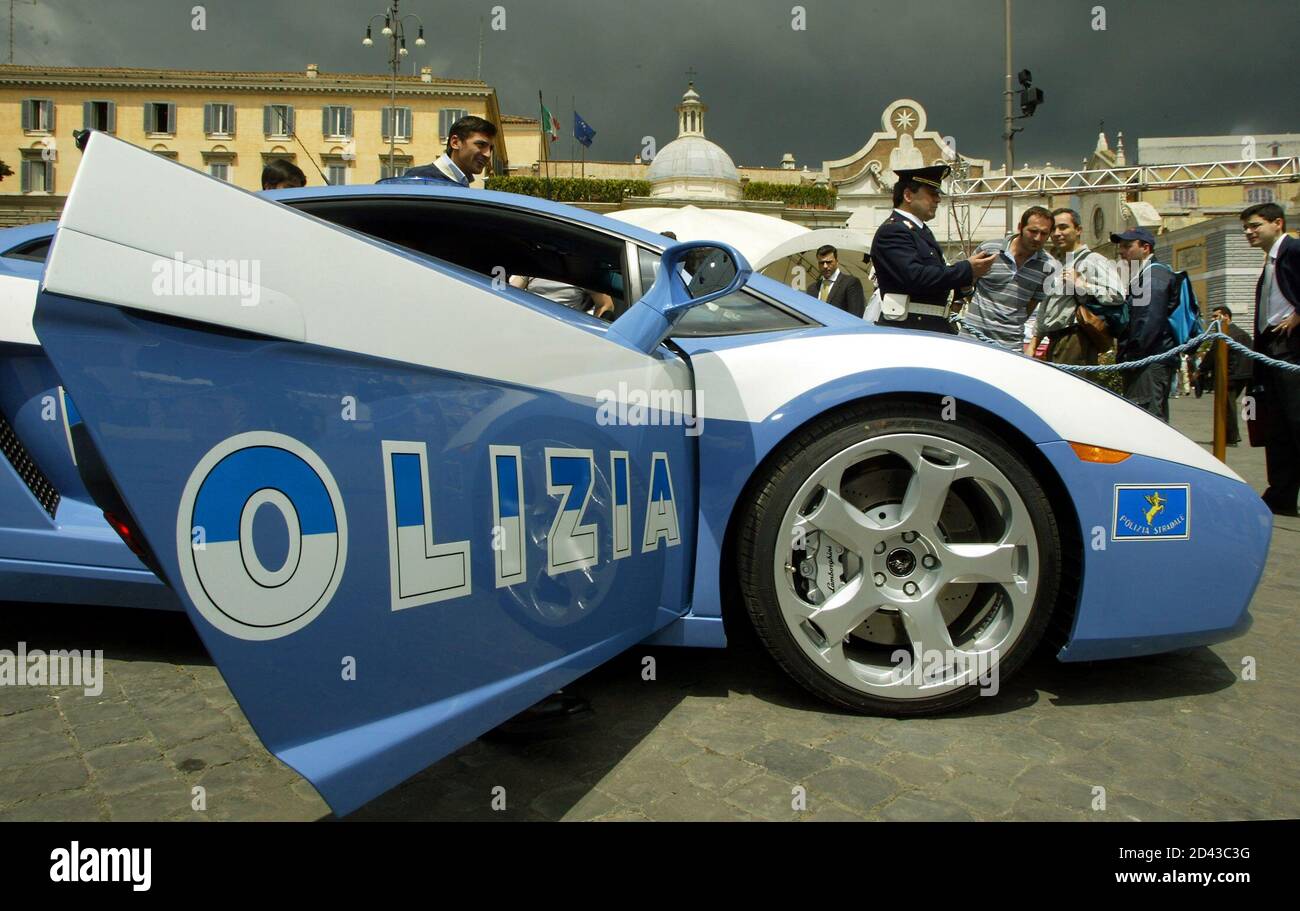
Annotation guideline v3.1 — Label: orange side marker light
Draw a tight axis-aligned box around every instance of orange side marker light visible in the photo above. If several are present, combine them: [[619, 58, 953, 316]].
[[1069, 442, 1131, 464]]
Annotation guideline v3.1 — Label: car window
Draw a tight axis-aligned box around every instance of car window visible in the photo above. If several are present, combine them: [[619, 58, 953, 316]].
[[636, 247, 812, 337], [3, 237, 52, 262], [290, 197, 630, 316]]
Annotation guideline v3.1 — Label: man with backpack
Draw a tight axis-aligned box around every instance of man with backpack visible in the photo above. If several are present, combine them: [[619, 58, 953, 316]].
[[1035, 208, 1126, 366], [1113, 228, 1180, 420]]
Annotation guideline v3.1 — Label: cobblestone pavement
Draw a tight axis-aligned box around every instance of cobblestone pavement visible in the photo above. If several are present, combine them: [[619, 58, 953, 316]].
[[2, 395, 1297, 822]]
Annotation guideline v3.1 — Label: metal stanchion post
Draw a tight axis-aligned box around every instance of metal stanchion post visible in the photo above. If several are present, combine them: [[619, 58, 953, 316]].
[[1213, 333, 1228, 462]]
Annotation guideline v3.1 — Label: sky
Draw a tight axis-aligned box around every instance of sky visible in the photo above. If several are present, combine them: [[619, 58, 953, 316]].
[[16, 0, 1300, 170]]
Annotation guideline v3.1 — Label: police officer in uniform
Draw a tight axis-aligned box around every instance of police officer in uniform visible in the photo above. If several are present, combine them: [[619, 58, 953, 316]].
[[870, 165, 997, 334]]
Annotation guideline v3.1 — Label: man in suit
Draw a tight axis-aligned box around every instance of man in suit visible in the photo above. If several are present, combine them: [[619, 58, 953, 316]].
[[808, 245, 866, 317], [869, 165, 997, 334], [1242, 202, 1300, 516], [398, 115, 497, 186]]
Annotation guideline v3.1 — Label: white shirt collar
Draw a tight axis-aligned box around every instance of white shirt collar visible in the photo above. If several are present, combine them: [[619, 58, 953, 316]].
[[822, 268, 841, 284], [435, 154, 470, 186], [1062, 243, 1091, 264], [1268, 234, 1285, 261], [893, 208, 925, 229]]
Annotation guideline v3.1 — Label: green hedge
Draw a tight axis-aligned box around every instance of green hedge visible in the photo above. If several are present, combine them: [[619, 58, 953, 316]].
[[483, 175, 838, 208], [484, 175, 651, 202], [742, 181, 837, 208]]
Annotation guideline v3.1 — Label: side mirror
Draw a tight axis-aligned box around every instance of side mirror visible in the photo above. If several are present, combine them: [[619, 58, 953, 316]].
[[606, 240, 751, 353]]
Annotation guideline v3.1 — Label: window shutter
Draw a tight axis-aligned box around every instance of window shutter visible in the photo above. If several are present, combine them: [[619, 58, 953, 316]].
[[344, 107, 353, 138], [402, 107, 412, 140], [82, 101, 92, 130], [286, 106, 295, 135], [381, 106, 390, 141], [439, 108, 466, 140], [322, 106, 330, 136], [20, 160, 30, 193], [166, 103, 175, 133], [46, 100, 54, 132], [204, 103, 213, 135], [228, 105, 236, 136], [106, 102, 116, 133], [46, 162, 54, 193], [144, 104, 155, 133], [263, 105, 272, 136], [21, 100, 31, 131]]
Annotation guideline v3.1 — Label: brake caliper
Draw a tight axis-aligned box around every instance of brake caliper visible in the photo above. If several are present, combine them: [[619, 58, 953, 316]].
[[797, 531, 846, 605]]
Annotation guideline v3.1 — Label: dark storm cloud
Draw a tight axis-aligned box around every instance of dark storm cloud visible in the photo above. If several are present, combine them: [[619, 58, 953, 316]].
[[21, 0, 1300, 169]]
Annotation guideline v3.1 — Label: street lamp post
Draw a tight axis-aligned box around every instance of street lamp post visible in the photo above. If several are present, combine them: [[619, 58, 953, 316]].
[[363, 1, 426, 177], [1004, 0, 1014, 235]]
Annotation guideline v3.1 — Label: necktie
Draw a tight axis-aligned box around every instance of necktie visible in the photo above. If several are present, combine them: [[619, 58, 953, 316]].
[[1258, 259, 1275, 334], [819, 280, 831, 302]]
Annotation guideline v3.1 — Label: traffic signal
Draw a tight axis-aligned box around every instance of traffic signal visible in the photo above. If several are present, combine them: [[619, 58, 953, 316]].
[[1018, 69, 1045, 117]]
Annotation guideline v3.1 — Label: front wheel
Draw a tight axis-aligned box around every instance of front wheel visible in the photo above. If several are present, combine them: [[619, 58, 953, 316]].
[[736, 402, 1062, 715]]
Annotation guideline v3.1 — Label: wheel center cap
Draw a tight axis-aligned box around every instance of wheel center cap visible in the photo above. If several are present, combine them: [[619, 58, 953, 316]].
[[885, 548, 916, 577]]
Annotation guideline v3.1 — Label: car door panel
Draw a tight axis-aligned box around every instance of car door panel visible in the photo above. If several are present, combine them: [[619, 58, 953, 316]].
[[34, 134, 698, 814]]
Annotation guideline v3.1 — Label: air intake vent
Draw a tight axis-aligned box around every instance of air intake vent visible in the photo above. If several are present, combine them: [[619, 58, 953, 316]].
[[0, 411, 60, 518]]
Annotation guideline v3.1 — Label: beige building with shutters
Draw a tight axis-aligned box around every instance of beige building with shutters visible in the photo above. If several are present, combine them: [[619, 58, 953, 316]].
[[0, 63, 513, 224]]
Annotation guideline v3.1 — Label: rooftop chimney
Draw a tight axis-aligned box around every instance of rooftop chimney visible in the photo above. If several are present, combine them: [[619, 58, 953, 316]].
[[306, 63, 319, 78], [420, 66, 432, 83]]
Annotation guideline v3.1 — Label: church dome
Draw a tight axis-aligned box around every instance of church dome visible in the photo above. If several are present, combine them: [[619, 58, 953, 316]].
[[647, 135, 740, 183], [646, 82, 742, 201]]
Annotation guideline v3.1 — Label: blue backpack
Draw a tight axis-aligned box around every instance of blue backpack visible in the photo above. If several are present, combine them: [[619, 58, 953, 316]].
[[1163, 266, 1203, 345]]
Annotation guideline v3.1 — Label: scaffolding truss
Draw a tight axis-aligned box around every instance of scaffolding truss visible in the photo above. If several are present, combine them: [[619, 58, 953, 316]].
[[948, 156, 1300, 200]]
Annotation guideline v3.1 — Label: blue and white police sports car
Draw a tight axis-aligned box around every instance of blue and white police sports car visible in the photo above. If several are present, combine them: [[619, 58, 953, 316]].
[[28, 134, 1269, 815]]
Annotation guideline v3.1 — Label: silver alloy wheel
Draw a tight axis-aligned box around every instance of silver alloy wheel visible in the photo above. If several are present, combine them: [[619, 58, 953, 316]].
[[773, 432, 1038, 700]]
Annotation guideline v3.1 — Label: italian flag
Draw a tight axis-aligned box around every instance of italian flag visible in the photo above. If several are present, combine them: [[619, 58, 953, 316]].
[[541, 103, 560, 142]]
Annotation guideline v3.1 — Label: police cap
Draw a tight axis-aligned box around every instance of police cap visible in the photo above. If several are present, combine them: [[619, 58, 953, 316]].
[[893, 164, 951, 191]]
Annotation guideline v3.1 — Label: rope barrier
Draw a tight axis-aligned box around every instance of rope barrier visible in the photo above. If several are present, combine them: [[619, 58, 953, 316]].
[[949, 316, 1300, 375]]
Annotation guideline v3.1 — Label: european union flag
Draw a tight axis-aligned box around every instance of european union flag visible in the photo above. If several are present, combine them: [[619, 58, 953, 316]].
[[574, 111, 596, 148]]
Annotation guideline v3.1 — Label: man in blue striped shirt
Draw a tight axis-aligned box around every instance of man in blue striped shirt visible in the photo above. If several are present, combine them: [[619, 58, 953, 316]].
[[958, 206, 1056, 352]]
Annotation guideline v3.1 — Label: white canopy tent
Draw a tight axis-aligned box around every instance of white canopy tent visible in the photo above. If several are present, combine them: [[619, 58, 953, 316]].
[[754, 227, 873, 292], [609, 206, 875, 296], [609, 205, 808, 265]]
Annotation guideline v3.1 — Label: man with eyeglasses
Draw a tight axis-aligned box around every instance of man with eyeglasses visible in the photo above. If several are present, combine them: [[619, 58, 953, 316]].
[[1241, 202, 1300, 517]]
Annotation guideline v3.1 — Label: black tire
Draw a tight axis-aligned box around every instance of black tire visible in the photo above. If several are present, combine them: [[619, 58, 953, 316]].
[[736, 400, 1062, 716]]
